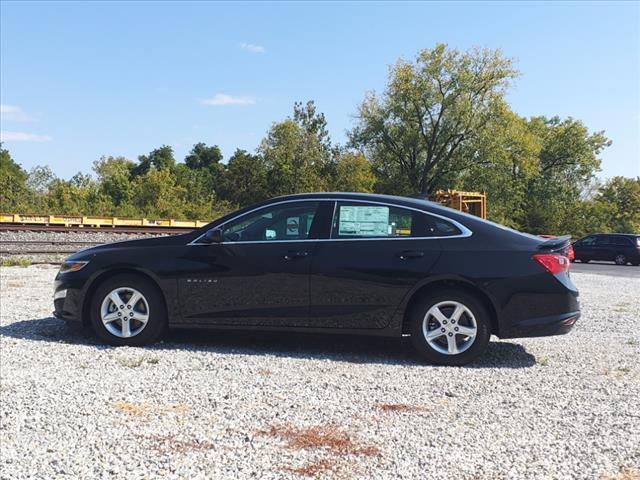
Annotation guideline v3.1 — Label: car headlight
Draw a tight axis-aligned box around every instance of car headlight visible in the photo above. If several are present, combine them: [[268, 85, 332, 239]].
[[59, 260, 89, 273]]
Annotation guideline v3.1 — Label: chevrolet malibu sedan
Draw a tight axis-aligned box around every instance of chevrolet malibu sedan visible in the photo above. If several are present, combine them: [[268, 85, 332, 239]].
[[54, 193, 580, 366]]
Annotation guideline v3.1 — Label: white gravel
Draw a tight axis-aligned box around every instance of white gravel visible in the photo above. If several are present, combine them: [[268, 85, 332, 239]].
[[1, 265, 638, 479]]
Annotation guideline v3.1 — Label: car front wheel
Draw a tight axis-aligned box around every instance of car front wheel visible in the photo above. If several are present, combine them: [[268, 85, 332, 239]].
[[90, 274, 166, 346]]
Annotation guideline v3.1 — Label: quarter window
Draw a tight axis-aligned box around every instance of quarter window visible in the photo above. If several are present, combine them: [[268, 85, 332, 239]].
[[221, 202, 319, 242]]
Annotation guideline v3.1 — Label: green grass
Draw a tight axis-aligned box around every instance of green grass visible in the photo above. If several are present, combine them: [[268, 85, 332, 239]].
[[0, 257, 31, 267]]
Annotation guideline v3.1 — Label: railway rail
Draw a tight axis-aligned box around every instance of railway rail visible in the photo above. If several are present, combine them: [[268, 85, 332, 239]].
[[0, 224, 193, 235], [0, 240, 105, 255]]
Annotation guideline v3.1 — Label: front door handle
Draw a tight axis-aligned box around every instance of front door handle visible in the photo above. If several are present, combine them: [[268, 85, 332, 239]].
[[284, 251, 309, 261], [397, 250, 425, 260]]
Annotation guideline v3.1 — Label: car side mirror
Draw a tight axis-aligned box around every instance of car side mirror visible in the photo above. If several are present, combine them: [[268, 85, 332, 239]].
[[202, 228, 223, 244]]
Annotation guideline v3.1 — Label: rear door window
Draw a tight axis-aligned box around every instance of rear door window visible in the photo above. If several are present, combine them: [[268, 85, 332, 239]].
[[331, 202, 461, 239]]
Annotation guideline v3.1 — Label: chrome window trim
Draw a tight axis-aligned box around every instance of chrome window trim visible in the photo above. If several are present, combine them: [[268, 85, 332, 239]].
[[188, 198, 472, 246]]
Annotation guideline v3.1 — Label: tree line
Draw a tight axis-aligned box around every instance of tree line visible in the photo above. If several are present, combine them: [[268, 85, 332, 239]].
[[1, 43, 638, 236]]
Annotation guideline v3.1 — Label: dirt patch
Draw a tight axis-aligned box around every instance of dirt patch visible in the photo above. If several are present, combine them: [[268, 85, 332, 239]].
[[112, 401, 190, 416], [376, 403, 427, 413], [284, 458, 339, 477], [257, 424, 380, 457], [602, 467, 640, 480]]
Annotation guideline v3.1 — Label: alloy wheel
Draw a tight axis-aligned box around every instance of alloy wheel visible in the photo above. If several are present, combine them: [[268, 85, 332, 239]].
[[100, 287, 149, 338], [615, 254, 627, 265], [422, 301, 477, 355]]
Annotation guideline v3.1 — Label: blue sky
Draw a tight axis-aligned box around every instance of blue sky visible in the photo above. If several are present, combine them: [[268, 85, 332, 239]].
[[1, 1, 638, 180]]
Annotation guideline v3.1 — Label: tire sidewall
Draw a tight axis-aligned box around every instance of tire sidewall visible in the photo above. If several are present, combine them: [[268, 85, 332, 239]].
[[90, 274, 166, 346], [409, 291, 491, 366]]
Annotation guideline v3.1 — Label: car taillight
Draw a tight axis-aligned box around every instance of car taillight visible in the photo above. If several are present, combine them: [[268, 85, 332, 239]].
[[533, 253, 570, 275]]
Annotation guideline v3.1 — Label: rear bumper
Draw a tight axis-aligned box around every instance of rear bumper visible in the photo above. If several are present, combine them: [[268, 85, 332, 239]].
[[499, 311, 580, 338]]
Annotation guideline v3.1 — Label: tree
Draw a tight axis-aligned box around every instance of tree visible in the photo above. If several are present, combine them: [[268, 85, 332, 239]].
[[596, 176, 640, 233], [459, 107, 541, 228], [131, 168, 187, 218], [522, 117, 610, 234], [132, 145, 176, 177], [350, 43, 518, 196], [0, 145, 30, 212], [93, 156, 136, 214], [259, 102, 333, 196], [331, 151, 376, 193], [218, 149, 268, 206], [184, 142, 223, 171]]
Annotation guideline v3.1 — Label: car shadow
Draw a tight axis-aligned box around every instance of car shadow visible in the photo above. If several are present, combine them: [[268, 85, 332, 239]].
[[0, 317, 537, 369]]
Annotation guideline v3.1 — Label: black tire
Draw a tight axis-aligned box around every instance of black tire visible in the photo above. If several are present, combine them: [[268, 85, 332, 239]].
[[90, 274, 166, 346], [581, 258, 590, 263], [614, 254, 627, 266], [409, 290, 491, 366]]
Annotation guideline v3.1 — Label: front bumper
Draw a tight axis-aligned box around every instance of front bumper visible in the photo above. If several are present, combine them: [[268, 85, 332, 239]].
[[53, 280, 83, 322]]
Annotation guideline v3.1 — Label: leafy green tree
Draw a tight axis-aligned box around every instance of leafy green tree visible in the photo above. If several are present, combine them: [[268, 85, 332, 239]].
[[259, 116, 329, 196], [93, 156, 136, 214], [596, 176, 640, 233], [331, 151, 376, 193], [0, 145, 30, 212], [131, 168, 187, 218], [350, 43, 518, 195], [523, 117, 611, 234], [184, 142, 223, 171], [132, 145, 176, 177], [459, 107, 541, 228], [218, 149, 268, 206]]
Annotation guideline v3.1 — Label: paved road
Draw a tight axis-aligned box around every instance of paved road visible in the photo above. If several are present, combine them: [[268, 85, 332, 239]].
[[571, 260, 640, 278]]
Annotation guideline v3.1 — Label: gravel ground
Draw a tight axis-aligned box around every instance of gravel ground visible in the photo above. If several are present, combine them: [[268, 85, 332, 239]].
[[0, 231, 166, 264], [1, 266, 638, 480]]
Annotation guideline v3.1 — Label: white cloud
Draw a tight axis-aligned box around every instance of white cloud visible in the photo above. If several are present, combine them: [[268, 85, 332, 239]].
[[239, 42, 265, 54], [201, 94, 256, 106], [0, 130, 52, 142], [0, 104, 33, 121]]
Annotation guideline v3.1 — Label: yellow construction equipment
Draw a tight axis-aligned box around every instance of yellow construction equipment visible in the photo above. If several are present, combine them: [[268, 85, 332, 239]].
[[432, 190, 487, 219]]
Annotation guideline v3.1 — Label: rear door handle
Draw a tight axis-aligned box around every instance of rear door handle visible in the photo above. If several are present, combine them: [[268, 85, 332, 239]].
[[397, 250, 425, 260], [284, 251, 309, 261]]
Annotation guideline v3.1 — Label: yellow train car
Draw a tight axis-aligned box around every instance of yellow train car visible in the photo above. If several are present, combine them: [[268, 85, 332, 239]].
[[0, 213, 208, 229]]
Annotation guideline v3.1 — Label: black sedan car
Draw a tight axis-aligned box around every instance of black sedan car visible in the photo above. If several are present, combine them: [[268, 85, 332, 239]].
[[572, 233, 640, 266], [54, 193, 580, 365]]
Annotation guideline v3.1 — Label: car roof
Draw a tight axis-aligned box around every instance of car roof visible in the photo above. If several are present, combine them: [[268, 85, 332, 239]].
[[266, 192, 445, 212], [592, 233, 639, 237]]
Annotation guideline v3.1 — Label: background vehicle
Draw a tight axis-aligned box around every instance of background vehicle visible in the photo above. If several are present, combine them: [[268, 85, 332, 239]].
[[572, 233, 640, 266], [53, 193, 580, 366]]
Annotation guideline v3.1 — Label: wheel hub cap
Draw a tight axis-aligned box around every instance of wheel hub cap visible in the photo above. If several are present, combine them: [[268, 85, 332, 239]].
[[422, 301, 478, 355], [100, 287, 149, 338]]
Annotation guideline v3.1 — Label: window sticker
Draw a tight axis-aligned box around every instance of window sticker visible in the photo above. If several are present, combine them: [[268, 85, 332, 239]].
[[339, 206, 389, 236], [286, 217, 300, 236]]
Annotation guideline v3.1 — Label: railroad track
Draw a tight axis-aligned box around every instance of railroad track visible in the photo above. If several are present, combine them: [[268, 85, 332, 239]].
[[0, 240, 104, 255], [0, 224, 194, 235]]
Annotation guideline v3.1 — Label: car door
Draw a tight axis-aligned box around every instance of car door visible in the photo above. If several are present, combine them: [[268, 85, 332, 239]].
[[576, 235, 597, 260], [178, 201, 331, 327], [594, 235, 612, 260], [308, 201, 448, 330]]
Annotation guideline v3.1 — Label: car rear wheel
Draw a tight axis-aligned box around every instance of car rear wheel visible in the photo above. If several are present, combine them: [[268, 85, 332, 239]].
[[90, 274, 166, 346], [409, 291, 491, 366], [614, 254, 627, 266]]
